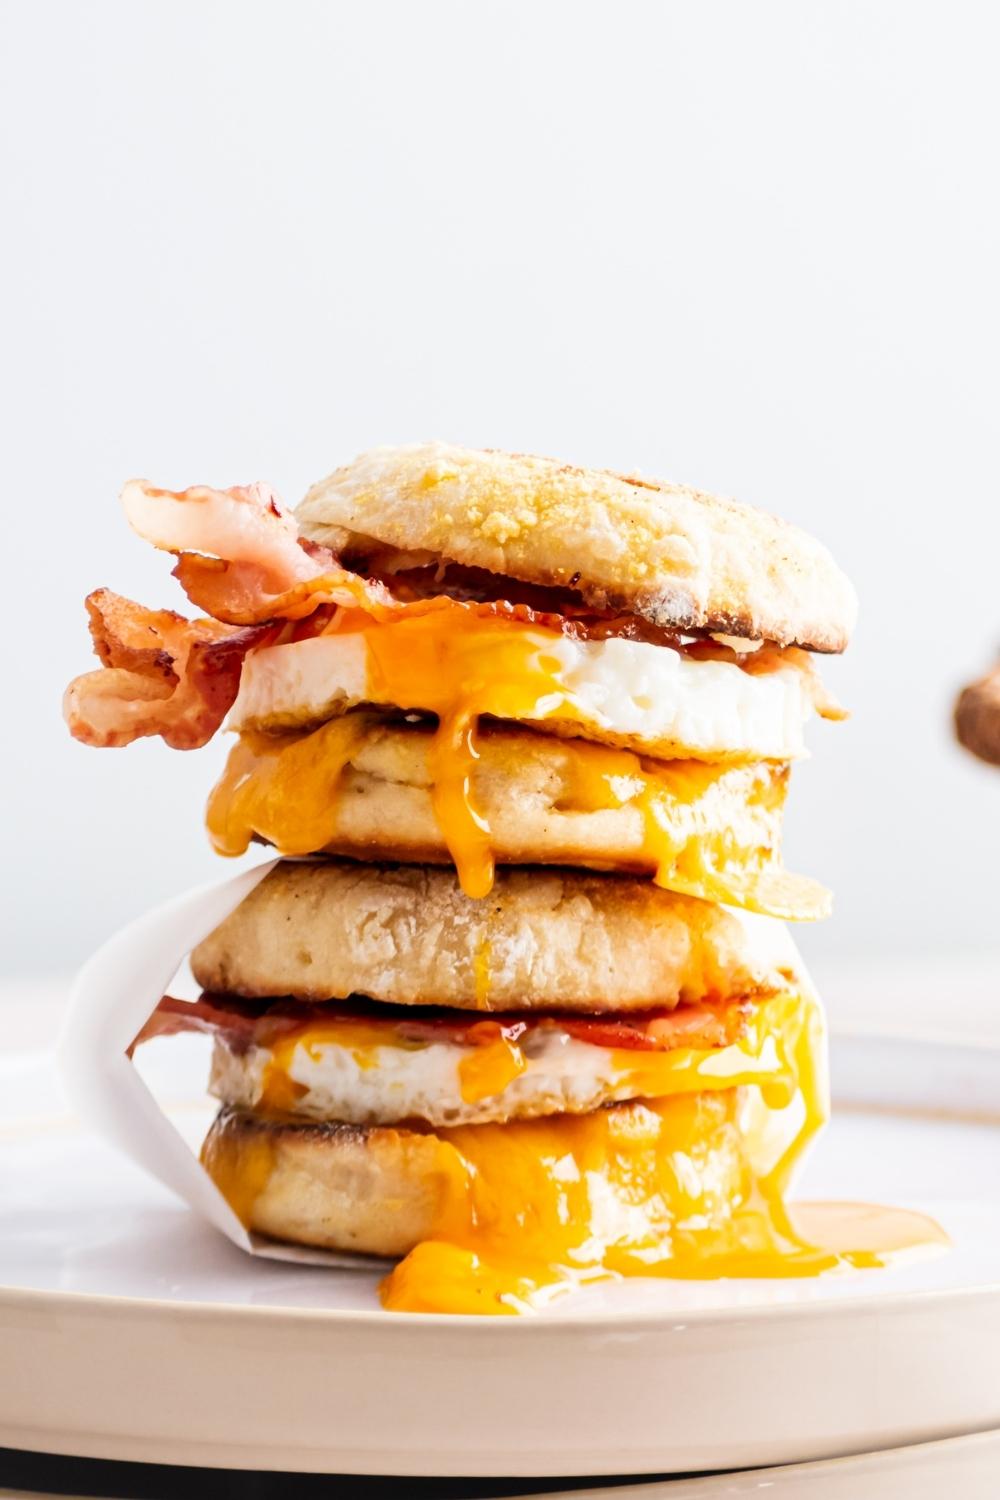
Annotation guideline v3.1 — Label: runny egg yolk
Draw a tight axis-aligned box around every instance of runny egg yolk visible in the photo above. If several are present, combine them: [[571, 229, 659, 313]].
[[456, 1034, 527, 1104], [343, 610, 788, 901], [201, 992, 948, 1313], [207, 608, 827, 908]]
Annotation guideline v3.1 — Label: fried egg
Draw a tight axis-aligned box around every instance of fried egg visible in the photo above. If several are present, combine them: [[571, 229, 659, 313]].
[[207, 994, 804, 1129], [228, 612, 815, 762]]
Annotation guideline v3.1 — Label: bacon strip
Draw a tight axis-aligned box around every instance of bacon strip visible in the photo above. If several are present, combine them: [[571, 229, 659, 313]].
[[131, 993, 754, 1057], [122, 479, 315, 581], [170, 549, 389, 626], [685, 638, 846, 721], [63, 590, 272, 750], [122, 479, 394, 626], [69, 479, 840, 753], [562, 1001, 751, 1052], [128, 994, 272, 1055]]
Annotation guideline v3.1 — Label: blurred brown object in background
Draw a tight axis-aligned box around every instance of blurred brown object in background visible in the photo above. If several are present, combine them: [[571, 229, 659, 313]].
[[955, 664, 1000, 766]]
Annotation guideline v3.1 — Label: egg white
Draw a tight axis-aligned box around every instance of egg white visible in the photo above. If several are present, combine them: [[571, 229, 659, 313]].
[[228, 627, 810, 761], [211, 1027, 660, 1128]]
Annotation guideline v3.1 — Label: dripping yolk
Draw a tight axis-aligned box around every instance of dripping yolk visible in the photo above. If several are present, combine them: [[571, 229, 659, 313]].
[[377, 991, 944, 1312], [205, 717, 827, 917], [206, 715, 373, 859], [201, 991, 948, 1313], [210, 608, 826, 905]]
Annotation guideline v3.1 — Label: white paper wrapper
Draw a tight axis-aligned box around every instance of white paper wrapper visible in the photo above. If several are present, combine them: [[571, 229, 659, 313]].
[[57, 866, 824, 1272], [57, 860, 387, 1269]]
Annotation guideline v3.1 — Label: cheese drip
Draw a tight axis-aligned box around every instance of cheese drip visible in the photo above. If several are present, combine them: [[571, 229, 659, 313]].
[[205, 717, 827, 916], [236, 992, 804, 1123], [200, 993, 948, 1313], [343, 610, 784, 899], [215, 608, 827, 902], [206, 715, 373, 858], [382, 990, 830, 1312]]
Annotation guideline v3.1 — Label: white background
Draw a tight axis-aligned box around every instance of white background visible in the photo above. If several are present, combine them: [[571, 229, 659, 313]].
[[3, 0, 999, 985]]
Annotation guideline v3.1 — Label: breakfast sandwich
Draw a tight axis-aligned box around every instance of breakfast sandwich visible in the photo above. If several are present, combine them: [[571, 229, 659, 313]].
[[66, 441, 863, 1312]]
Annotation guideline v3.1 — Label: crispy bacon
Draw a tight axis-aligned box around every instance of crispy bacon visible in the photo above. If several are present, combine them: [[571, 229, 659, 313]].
[[347, 555, 699, 646], [63, 590, 272, 750], [130, 993, 754, 1057], [170, 549, 390, 626], [122, 480, 318, 586], [562, 1001, 751, 1052], [68, 478, 841, 754], [122, 479, 394, 626]]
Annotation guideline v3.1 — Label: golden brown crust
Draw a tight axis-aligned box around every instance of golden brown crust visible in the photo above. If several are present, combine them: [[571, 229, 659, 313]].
[[190, 859, 789, 1012], [296, 443, 857, 653], [955, 666, 1000, 767]]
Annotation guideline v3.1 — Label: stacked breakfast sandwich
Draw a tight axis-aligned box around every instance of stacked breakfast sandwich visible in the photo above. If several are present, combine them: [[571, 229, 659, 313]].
[[65, 443, 858, 1313]]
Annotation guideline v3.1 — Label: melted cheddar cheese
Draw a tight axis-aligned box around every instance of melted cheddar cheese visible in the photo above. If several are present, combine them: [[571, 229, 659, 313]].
[[232, 992, 805, 1125], [200, 990, 946, 1312], [205, 716, 827, 915], [380, 988, 945, 1311], [210, 607, 828, 904], [456, 1034, 528, 1104]]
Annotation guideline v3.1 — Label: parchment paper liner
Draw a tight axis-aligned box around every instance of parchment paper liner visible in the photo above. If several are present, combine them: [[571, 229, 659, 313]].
[[57, 859, 387, 1268]]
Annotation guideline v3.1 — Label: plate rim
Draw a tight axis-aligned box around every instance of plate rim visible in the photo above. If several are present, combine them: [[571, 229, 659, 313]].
[[6, 1027, 1000, 1479], [3, 1254, 999, 1331]]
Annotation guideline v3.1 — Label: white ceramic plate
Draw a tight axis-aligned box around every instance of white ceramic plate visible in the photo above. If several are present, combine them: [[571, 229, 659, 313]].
[[2, 1022, 1000, 1478]]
